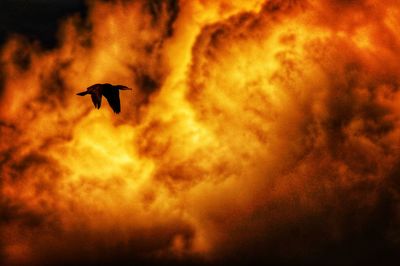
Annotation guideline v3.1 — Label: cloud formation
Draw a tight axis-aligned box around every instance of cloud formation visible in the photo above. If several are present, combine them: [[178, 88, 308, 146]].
[[1, 0, 400, 265]]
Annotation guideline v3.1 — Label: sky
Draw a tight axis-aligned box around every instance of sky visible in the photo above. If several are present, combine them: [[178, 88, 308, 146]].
[[0, 0, 86, 48], [1, 0, 400, 265]]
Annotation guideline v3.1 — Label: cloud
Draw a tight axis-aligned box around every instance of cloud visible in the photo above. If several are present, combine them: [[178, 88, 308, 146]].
[[1, 0, 400, 265]]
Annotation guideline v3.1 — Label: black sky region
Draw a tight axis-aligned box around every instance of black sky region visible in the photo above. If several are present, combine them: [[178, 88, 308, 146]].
[[0, 0, 87, 49]]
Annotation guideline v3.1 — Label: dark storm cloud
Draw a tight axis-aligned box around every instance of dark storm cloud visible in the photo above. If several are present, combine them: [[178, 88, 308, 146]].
[[8, 38, 32, 71], [15, 220, 198, 266], [0, 198, 52, 229], [147, 0, 180, 37], [0, 63, 4, 97], [39, 59, 73, 104], [129, 0, 180, 103]]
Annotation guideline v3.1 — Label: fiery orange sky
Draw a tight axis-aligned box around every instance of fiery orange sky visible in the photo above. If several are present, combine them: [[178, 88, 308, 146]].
[[1, 0, 400, 265]]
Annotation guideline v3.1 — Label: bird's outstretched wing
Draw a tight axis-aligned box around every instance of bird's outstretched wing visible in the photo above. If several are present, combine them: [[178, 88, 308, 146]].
[[103, 89, 120, 113], [91, 89, 102, 109]]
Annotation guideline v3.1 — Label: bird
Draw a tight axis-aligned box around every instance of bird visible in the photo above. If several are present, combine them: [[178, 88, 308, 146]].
[[76, 83, 132, 114]]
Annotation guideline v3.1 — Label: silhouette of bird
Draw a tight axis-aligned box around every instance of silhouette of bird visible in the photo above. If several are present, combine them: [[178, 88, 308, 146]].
[[76, 83, 132, 114]]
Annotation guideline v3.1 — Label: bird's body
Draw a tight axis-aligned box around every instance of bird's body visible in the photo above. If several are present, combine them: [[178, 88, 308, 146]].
[[76, 83, 132, 113]]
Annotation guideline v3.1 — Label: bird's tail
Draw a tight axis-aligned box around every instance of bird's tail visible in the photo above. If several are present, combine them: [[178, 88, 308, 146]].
[[76, 91, 88, 96]]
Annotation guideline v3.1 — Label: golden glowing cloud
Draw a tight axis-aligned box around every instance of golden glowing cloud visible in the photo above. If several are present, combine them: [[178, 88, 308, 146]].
[[1, 0, 400, 265]]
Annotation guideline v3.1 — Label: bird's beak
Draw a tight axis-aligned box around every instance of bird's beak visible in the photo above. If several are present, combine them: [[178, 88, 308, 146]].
[[76, 91, 88, 96]]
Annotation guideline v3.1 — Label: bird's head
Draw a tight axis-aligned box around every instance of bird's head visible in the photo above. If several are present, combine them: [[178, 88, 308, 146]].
[[115, 85, 132, 91]]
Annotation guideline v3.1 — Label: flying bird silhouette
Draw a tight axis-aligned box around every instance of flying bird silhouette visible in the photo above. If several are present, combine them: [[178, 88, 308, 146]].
[[76, 83, 132, 114]]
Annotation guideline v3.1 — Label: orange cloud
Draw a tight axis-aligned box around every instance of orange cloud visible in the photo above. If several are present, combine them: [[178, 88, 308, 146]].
[[1, 0, 400, 265]]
